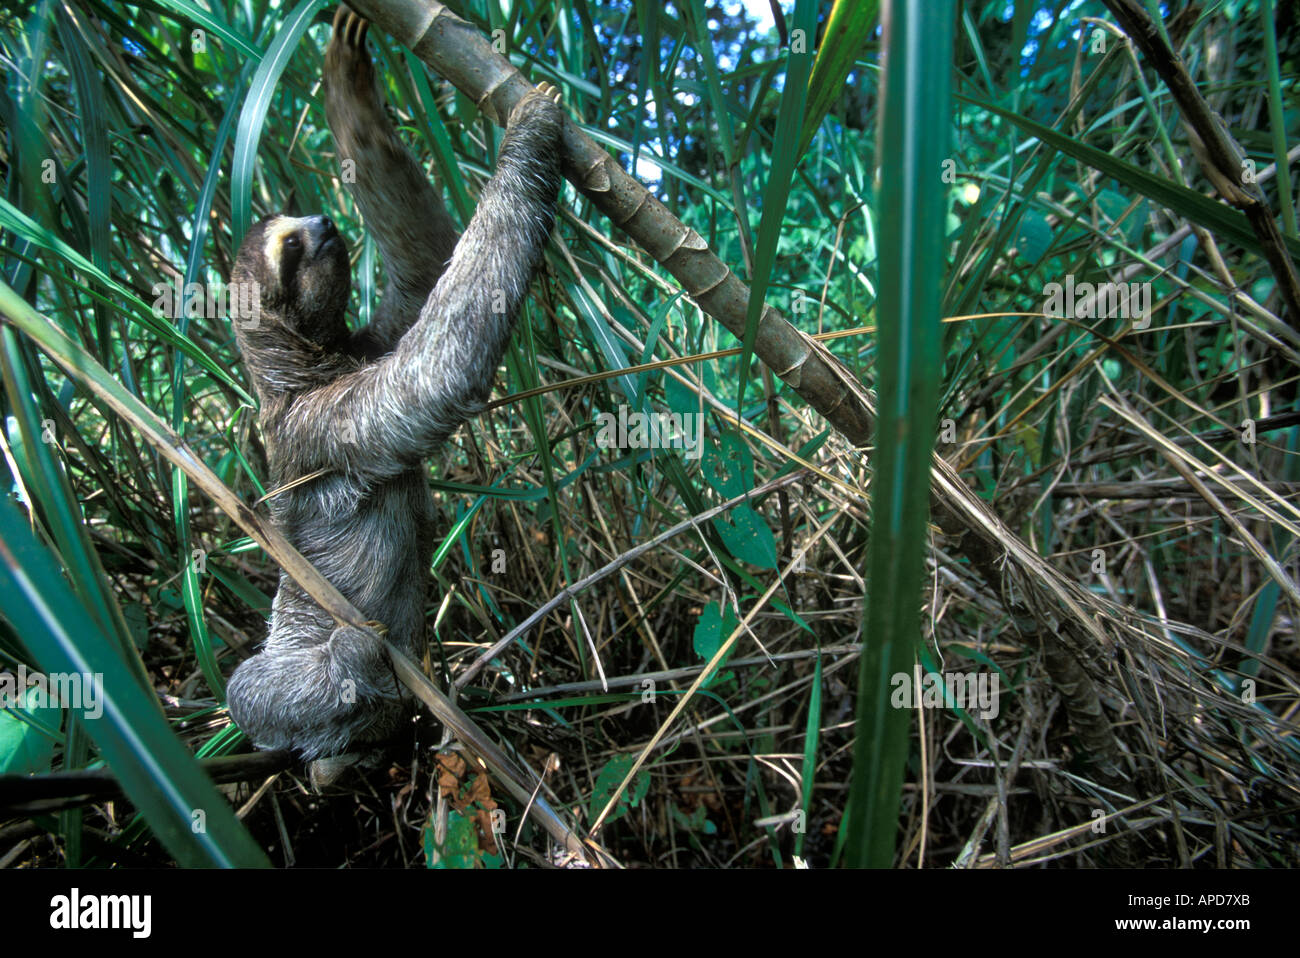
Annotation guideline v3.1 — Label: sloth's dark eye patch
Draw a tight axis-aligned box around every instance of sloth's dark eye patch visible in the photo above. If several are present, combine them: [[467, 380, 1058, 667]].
[[279, 233, 304, 286]]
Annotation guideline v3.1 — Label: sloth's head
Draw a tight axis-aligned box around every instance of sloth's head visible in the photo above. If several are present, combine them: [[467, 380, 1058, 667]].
[[231, 214, 351, 347]]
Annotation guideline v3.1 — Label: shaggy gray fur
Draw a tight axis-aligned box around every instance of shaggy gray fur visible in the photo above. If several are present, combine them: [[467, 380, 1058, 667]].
[[224, 6, 562, 759]]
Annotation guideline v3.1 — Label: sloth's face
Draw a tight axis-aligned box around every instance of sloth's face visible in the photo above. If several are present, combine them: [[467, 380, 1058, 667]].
[[237, 214, 351, 344]]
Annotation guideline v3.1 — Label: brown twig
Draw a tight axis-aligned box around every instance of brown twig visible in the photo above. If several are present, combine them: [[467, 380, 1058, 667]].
[[1102, 0, 1300, 328]]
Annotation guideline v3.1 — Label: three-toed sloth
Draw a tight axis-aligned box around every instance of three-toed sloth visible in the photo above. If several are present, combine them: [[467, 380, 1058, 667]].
[[225, 5, 562, 759]]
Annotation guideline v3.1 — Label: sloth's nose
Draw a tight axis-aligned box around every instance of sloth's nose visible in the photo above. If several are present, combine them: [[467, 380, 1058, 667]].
[[317, 215, 337, 238]]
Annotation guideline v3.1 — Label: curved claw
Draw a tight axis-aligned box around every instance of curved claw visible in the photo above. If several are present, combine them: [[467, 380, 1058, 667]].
[[535, 80, 563, 105], [331, 3, 369, 50]]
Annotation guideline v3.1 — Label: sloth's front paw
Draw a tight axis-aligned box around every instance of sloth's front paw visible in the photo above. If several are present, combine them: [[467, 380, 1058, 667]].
[[327, 4, 374, 83], [509, 81, 565, 130], [324, 4, 380, 116]]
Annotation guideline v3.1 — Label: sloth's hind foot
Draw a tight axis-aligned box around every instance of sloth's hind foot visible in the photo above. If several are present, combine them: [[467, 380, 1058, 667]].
[[226, 622, 405, 760]]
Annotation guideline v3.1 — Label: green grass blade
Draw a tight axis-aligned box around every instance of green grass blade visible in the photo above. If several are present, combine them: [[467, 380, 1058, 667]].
[[963, 93, 1300, 263], [231, 0, 328, 247], [737, 0, 817, 416], [0, 328, 149, 693], [795, 654, 822, 859], [796, 0, 880, 157], [0, 499, 270, 867], [1260, 0, 1296, 238], [844, 0, 953, 869]]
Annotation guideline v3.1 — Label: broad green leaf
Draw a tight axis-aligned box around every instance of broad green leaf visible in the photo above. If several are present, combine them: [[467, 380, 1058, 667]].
[[711, 504, 778, 569], [588, 753, 651, 825], [0, 704, 59, 775]]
